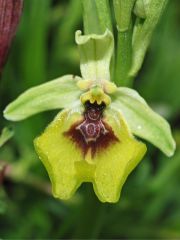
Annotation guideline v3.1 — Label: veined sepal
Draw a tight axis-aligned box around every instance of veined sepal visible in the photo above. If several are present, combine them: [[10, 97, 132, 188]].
[[75, 29, 114, 85], [4, 75, 82, 121], [111, 87, 176, 157]]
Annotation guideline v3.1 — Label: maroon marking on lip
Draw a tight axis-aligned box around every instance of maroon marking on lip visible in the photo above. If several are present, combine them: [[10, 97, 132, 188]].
[[64, 102, 119, 158]]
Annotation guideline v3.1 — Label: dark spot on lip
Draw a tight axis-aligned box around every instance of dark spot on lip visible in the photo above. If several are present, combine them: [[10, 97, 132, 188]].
[[85, 101, 106, 112], [64, 101, 119, 159]]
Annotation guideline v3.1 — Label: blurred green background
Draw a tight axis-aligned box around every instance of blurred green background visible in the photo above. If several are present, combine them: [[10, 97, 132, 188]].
[[0, 0, 180, 238]]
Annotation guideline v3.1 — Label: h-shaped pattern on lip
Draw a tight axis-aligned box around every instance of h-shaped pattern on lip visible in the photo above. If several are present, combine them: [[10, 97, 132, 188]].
[[76, 102, 108, 143], [64, 101, 119, 158]]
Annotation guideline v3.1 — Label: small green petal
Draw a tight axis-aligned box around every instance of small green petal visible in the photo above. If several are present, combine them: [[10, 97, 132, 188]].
[[111, 87, 176, 157], [75, 29, 114, 83], [4, 75, 82, 121]]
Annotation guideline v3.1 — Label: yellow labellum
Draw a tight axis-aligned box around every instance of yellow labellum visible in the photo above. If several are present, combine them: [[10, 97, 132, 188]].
[[34, 108, 146, 203]]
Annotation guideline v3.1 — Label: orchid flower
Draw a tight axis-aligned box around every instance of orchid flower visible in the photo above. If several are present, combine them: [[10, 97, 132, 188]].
[[4, 30, 175, 203]]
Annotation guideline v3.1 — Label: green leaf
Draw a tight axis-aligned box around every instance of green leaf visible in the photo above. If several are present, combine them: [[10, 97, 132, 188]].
[[111, 87, 176, 157], [75, 29, 114, 83], [20, 0, 51, 87], [0, 127, 14, 148], [4, 75, 82, 121]]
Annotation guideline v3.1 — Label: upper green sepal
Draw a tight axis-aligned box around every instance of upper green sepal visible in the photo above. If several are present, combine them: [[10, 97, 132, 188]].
[[4, 75, 82, 121], [111, 87, 176, 157], [75, 29, 114, 83]]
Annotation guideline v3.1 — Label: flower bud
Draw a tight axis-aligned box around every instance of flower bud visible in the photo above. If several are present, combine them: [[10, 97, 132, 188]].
[[0, 0, 23, 72]]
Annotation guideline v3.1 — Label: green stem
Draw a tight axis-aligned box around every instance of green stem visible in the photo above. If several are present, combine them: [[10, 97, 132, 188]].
[[113, 0, 135, 87], [114, 26, 133, 87], [73, 185, 107, 239], [94, 0, 112, 33]]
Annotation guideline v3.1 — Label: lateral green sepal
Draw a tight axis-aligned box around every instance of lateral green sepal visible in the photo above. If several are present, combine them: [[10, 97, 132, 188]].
[[111, 87, 176, 157], [4, 75, 82, 121]]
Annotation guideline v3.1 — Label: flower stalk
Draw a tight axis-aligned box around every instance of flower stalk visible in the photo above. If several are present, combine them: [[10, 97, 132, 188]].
[[113, 0, 135, 86]]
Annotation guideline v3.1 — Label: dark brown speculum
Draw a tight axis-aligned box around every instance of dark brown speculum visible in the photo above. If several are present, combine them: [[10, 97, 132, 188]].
[[77, 102, 107, 143], [64, 102, 119, 158]]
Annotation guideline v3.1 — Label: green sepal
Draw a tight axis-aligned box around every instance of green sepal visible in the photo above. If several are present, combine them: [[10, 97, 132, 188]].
[[4, 75, 82, 121], [111, 87, 176, 157], [75, 29, 114, 83]]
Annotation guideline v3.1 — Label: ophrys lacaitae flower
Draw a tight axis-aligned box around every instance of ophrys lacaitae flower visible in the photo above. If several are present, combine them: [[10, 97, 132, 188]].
[[4, 30, 175, 203]]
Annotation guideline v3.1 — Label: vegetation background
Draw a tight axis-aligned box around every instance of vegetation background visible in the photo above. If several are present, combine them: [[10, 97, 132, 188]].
[[0, 0, 180, 238]]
